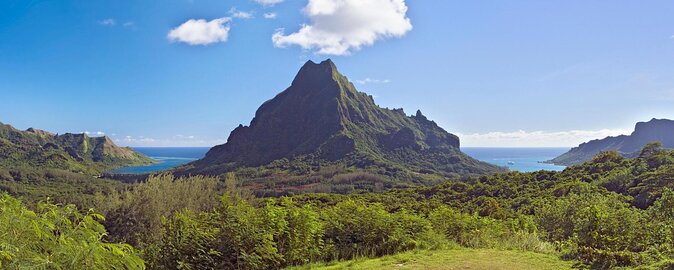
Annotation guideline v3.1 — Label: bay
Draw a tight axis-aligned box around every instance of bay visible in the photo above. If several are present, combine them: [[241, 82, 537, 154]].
[[112, 147, 569, 174], [462, 147, 569, 172], [110, 147, 210, 174]]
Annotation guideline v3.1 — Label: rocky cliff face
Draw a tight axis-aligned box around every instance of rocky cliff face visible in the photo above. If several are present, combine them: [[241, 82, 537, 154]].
[[186, 60, 500, 178], [549, 118, 674, 166]]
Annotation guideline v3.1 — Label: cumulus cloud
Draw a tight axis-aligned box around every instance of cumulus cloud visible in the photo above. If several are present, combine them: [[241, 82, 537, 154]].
[[98, 18, 116, 26], [456, 129, 633, 147], [254, 0, 284, 7], [230, 7, 254, 19], [82, 131, 105, 136], [263, 12, 277, 19], [115, 135, 224, 147], [356, 78, 391, 85], [272, 0, 412, 55], [168, 17, 231, 45]]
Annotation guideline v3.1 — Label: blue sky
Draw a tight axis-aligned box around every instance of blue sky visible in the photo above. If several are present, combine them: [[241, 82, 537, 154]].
[[1, 0, 673, 147]]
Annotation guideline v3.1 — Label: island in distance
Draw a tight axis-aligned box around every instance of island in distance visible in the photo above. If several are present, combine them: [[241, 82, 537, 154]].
[[548, 118, 674, 166], [175, 59, 504, 194]]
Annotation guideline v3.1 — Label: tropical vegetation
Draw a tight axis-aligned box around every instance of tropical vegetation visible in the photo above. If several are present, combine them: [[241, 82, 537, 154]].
[[4, 143, 674, 269]]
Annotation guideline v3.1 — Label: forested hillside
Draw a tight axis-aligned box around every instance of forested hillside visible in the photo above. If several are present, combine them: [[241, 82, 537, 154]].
[[4, 142, 674, 269], [549, 118, 674, 166], [0, 122, 154, 175]]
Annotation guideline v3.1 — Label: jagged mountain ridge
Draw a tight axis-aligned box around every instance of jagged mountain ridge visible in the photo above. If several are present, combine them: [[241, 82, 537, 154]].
[[548, 118, 674, 166], [184, 59, 501, 180], [0, 122, 154, 174]]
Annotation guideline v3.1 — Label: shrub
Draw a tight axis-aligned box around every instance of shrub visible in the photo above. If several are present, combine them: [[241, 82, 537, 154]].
[[101, 174, 219, 248], [0, 193, 144, 269]]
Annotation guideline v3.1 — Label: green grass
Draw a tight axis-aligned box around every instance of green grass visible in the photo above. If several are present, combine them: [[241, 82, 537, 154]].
[[287, 249, 574, 270]]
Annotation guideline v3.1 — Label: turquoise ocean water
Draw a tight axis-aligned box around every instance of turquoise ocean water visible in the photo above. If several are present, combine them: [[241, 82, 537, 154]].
[[111, 147, 569, 174], [462, 147, 569, 172], [110, 147, 210, 174]]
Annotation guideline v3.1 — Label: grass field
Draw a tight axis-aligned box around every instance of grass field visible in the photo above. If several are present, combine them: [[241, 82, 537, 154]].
[[287, 249, 574, 270]]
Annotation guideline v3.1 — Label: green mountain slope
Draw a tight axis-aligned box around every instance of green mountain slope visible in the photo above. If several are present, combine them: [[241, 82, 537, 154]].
[[549, 118, 674, 166], [178, 60, 502, 188], [0, 122, 154, 174]]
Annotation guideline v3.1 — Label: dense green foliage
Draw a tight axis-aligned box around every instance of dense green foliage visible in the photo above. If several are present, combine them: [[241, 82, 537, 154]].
[[0, 193, 144, 269], [6, 143, 674, 269], [95, 174, 221, 250], [139, 192, 544, 269], [93, 174, 550, 269], [0, 166, 127, 208]]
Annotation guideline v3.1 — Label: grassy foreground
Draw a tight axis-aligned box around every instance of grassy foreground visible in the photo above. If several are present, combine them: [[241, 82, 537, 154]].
[[287, 249, 573, 270]]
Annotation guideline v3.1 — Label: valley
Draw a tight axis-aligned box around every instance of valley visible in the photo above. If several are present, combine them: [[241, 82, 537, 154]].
[[2, 60, 674, 270], [2, 2, 674, 268]]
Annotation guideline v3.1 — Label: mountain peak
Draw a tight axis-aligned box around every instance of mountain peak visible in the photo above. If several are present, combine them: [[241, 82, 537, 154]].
[[185, 59, 501, 180], [415, 110, 427, 120], [292, 59, 339, 86], [302, 58, 336, 68], [634, 118, 673, 132]]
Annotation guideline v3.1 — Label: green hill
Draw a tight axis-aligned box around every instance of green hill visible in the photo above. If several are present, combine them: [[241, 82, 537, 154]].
[[177, 60, 502, 191], [0, 122, 154, 174], [7, 139, 674, 269], [549, 118, 674, 166]]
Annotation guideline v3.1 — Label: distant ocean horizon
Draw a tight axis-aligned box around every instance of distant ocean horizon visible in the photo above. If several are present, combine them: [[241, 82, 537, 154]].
[[111, 146, 569, 174], [462, 147, 569, 172]]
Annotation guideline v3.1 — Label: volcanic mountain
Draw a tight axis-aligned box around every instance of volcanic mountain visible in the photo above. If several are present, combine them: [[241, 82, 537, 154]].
[[180, 60, 502, 185], [549, 118, 674, 166], [0, 122, 154, 174]]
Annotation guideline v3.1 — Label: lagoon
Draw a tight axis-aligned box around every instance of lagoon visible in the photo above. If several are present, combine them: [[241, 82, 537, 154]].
[[462, 147, 568, 172], [110, 147, 210, 174], [112, 147, 569, 174]]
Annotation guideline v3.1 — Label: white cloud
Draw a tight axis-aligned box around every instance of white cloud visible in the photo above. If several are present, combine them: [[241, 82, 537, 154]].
[[115, 135, 224, 147], [272, 0, 412, 55], [456, 128, 633, 147], [230, 8, 254, 19], [174, 134, 196, 139], [670, 35, 674, 39], [99, 18, 116, 26], [168, 17, 231, 45], [263, 12, 278, 19], [356, 78, 390, 85], [123, 21, 135, 28], [254, 0, 284, 7], [82, 131, 105, 136], [118, 136, 156, 144]]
